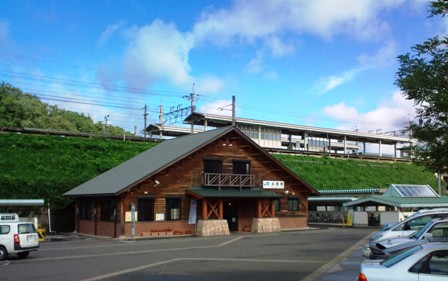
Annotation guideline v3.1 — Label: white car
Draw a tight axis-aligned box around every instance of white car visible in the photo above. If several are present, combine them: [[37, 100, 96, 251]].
[[0, 214, 39, 260], [363, 208, 448, 258], [373, 218, 448, 251], [369, 208, 448, 243], [358, 243, 448, 281]]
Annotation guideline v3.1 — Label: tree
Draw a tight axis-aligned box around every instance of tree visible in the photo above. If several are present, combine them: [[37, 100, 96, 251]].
[[395, 0, 448, 179]]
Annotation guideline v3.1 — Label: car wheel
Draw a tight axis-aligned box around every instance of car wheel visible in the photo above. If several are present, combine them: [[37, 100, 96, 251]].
[[0, 246, 7, 261], [17, 251, 29, 259]]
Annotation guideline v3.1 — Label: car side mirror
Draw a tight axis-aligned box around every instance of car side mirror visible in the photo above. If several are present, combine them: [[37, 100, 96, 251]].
[[423, 233, 433, 239]]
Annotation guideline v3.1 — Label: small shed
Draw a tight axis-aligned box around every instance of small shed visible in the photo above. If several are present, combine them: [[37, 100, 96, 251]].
[[343, 184, 448, 226]]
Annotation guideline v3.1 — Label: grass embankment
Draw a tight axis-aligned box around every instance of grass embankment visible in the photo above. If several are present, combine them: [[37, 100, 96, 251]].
[[0, 132, 442, 208], [273, 154, 439, 190], [0, 133, 155, 207]]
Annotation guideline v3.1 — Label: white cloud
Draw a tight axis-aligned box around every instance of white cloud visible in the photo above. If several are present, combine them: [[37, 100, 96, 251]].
[[315, 41, 396, 94], [195, 76, 225, 94], [358, 41, 396, 66], [323, 91, 415, 132], [192, 0, 411, 82], [443, 17, 448, 35], [316, 68, 363, 95], [193, 0, 409, 51], [122, 20, 195, 90], [0, 21, 9, 41], [264, 36, 296, 57], [97, 20, 125, 47], [245, 50, 265, 74]]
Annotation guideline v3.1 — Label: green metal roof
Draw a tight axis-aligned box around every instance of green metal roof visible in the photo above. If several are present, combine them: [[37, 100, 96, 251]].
[[309, 196, 357, 202], [187, 187, 283, 199], [65, 127, 235, 197], [318, 189, 379, 195], [343, 195, 448, 208]]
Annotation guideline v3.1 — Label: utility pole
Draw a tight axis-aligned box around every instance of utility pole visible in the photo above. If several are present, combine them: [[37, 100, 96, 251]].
[[183, 86, 198, 114], [103, 115, 109, 135], [183, 83, 198, 134], [158, 105, 163, 138], [232, 95, 236, 126], [143, 105, 148, 138], [217, 95, 236, 126]]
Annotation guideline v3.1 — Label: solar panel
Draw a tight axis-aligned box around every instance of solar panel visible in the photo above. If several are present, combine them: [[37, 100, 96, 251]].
[[392, 184, 439, 198]]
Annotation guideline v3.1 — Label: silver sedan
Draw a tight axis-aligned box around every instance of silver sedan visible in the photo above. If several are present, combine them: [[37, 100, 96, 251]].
[[357, 243, 448, 281]]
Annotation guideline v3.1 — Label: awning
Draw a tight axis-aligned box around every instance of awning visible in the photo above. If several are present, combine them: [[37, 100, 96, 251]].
[[343, 195, 448, 208], [187, 187, 283, 199], [0, 199, 45, 206], [309, 196, 358, 203]]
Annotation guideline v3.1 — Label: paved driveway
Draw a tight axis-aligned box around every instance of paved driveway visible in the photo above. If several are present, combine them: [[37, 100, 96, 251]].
[[1, 227, 373, 281]]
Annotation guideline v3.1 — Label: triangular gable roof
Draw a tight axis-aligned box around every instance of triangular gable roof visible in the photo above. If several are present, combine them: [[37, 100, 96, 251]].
[[65, 126, 318, 197], [383, 184, 439, 198]]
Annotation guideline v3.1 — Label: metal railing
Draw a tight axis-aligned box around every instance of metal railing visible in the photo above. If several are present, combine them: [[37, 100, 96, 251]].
[[203, 173, 255, 190]]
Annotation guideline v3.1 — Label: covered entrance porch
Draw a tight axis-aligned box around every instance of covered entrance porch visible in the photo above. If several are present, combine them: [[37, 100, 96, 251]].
[[187, 187, 283, 236]]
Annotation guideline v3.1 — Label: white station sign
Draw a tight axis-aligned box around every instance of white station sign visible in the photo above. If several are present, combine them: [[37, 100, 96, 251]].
[[263, 180, 285, 189]]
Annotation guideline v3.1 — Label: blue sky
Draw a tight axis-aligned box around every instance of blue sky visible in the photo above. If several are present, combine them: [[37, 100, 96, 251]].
[[0, 0, 445, 135]]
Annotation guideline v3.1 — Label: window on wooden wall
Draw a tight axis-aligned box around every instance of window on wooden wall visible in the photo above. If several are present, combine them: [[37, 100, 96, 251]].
[[166, 197, 181, 220], [101, 198, 116, 221], [274, 199, 281, 212], [204, 158, 222, 173], [288, 197, 299, 212], [79, 199, 93, 220], [232, 160, 250, 174], [138, 197, 154, 221]]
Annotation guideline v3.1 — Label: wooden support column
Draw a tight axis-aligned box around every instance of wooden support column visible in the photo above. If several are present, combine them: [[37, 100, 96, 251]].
[[257, 199, 262, 218], [202, 199, 207, 220], [219, 199, 223, 219], [270, 199, 275, 218], [94, 199, 98, 235], [75, 200, 80, 233], [120, 197, 125, 237]]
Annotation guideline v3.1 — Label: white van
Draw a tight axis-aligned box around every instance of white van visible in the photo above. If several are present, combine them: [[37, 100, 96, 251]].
[[0, 214, 39, 260], [369, 208, 448, 242]]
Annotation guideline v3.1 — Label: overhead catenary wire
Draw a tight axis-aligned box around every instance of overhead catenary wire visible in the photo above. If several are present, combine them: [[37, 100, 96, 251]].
[[0, 51, 407, 131]]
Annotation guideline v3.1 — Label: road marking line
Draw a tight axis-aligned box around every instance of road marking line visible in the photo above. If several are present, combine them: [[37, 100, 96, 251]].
[[78, 257, 326, 281], [301, 230, 374, 281], [80, 258, 182, 281], [183, 257, 325, 264], [35, 236, 245, 262]]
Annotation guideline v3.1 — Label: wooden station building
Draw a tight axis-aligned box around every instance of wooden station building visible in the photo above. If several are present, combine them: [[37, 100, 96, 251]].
[[64, 127, 318, 238]]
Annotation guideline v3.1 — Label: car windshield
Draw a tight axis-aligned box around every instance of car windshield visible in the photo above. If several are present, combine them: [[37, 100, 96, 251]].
[[411, 221, 434, 239], [381, 245, 423, 268]]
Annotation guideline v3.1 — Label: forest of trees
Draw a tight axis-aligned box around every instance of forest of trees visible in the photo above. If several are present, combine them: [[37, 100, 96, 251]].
[[0, 82, 128, 135]]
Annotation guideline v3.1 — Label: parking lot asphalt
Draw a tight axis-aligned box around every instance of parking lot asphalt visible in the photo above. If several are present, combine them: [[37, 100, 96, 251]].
[[315, 235, 368, 281], [5, 226, 374, 281]]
